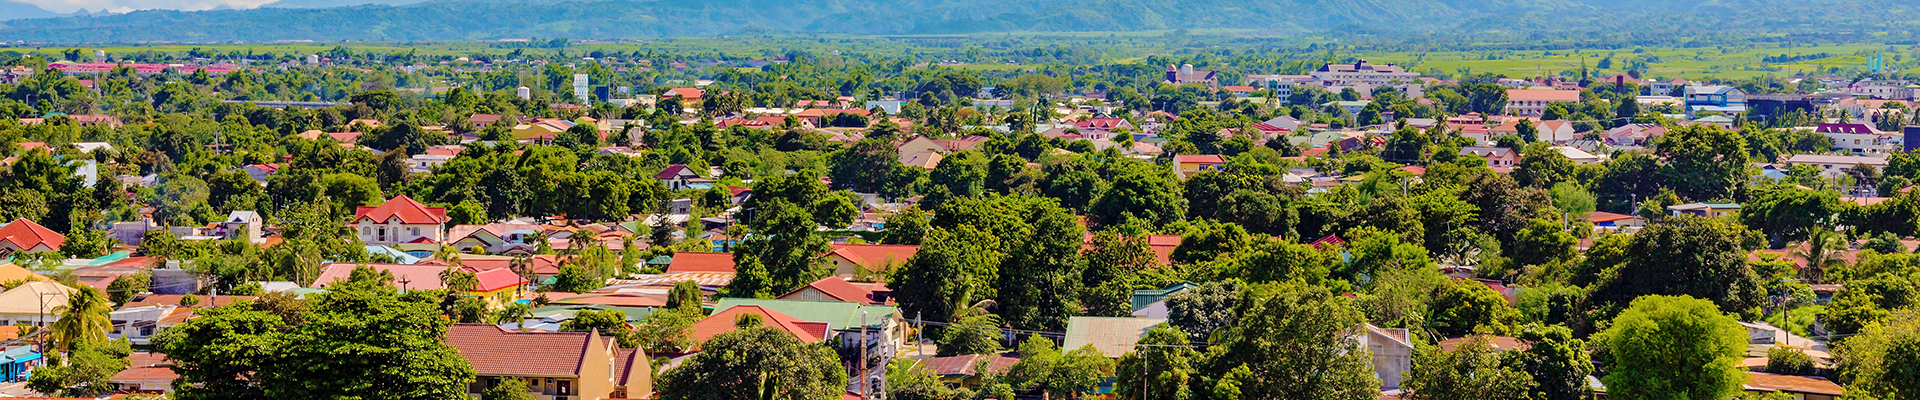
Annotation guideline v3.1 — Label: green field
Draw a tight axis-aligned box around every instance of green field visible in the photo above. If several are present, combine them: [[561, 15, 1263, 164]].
[[6, 35, 1900, 81]]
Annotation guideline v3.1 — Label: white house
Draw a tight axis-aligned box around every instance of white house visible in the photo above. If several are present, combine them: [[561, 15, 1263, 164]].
[[352, 195, 449, 247]]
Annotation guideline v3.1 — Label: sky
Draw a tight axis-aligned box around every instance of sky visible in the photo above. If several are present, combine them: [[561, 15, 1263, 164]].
[[16, 0, 277, 13]]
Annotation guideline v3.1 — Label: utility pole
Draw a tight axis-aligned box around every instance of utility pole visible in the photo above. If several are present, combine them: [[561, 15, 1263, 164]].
[[858, 310, 869, 399], [915, 311, 924, 358]]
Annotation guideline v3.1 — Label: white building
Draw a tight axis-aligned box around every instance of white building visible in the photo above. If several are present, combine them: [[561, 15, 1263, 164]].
[[1310, 60, 1420, 87], [1781, 154, 1888, 174], [351, 195, 449, 247]]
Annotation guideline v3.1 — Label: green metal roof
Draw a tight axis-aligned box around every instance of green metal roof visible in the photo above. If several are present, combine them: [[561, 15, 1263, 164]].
[[713, 298, 898, 330]]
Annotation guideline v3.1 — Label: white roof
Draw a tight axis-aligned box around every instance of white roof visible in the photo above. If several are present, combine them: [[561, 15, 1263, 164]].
[[1783, 154, 1888, 166]]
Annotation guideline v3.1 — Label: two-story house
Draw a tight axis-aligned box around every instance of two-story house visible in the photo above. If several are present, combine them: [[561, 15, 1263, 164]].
[[1684, 85, 1749, 114], [446, 324, 653, 400], [1504, 89, 1581, 116], [1460, 147, 1520, 168], [352, 196, 449, 251]]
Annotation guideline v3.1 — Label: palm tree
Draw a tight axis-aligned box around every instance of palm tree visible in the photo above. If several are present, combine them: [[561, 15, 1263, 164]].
[[441, 266, 478, 294], [50, 286, 112, 352], [1791, 227, 1848, 284], [509, 256, 533, 296]]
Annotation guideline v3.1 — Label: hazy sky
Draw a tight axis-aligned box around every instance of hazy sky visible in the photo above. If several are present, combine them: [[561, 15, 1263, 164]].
[[17, 0, 275, 13]]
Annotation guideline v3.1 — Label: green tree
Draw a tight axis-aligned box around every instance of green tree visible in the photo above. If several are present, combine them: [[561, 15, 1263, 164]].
[[1427, 279, 1519, 337], [890, 226, 1003, 325], [1741, 186, 1841, 243], [938, 300, 1004, 356], [656, 326, 847, 400], [1206, 284, 1380, 400], [478, 376, 537, 400], [1587, 216, 1766, 316], [1653, 124, 1750, 201], [1090, 160, 1186, 227], [1165, 281, 1243, 345], [549, 263, 600, 293], [50, 286, 113, 352], [879, 206, 930, 245], [1114, 324, 1199, 400], [1764, 347, 1815, 376], [1007, 337, 1116, 399], [1401, 336, 1535, 400], [26, 339, 132, 397], [1515, 324, 1592, 400], [1834, 308, 1920, 400], [1509, 218, 1576, 268], [666, 280, 705, 313], [1598, 295, 1749, 400], [1080, 231, 1156, 317], [561, 309, 638, 347], [996, 199, 1085, 331]]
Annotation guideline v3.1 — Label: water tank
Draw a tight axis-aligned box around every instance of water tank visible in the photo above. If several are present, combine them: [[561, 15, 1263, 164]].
[[1182, 64, 1194, 76], [93, 50, 105, 62], [516, 86, 531, 100]]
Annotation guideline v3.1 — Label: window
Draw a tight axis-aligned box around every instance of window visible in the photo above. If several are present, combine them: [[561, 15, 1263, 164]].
[[360, 227, 369, 236]]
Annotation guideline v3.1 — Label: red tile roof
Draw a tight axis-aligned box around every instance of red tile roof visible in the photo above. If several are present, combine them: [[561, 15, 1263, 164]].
[[445, 324, 609, 377], [664, 88, 704, 100], [778, 276, 881, 304], [688, 305, 828, 344], [471, 268, 529, 292], [311, 263, 448, 290], [110, 352, 177, 384], [921, 354, 1018, 376], [1437, 335, 1530, 352], [354, 195, 449, 225], [1743, 372, 1844, 396], [120, 294, 256, 309], [827, 244, 918, 272], [667, 252, 736, 273], [1586, 211, 1641, 223], [1174, 154, 1227, 164], [0, 218, 64, 251]]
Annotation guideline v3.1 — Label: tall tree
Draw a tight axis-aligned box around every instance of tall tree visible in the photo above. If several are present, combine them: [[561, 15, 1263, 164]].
[[1114, 324, 1199, 400], [1587, 215, 1766, 316], [656, 326, 847, 400], [1835, 308, 1920, 400], [1514, 324, 1592, 400], [1598, 295, 1748, 400], [889, 226, 1004, 325], [1205, 284, 1380, 400], [1401, 336, 1535, 400], [50, 286, 113, 353], [1653, 124, 1750, 201]]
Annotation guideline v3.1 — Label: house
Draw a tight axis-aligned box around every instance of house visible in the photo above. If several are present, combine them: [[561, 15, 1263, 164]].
[[445, 324, 653, 400], [352, 196, 449, 248], [242, 163, 282, 185], [1310, 60, 1420, 87], [1552, 146, 1603, 165], [1604, 124, 1668, 146], [1223, 86, 1257, 97], [1164, 64, 1217, 88], [1072, 118, 1134, 140], [1781, 154, 1888, 174], [470, 268, 531, 301], [655, 164, 704, 191], [661, 87, 705, 102], [1327, 100, 1369, 116], [1684, 85, 1749, 114], [921, 353, 1018, 387], [666, 252, 736, 273], [1129, 282, 1197, 318], [1587, 211, 1647, 232], [1062, 316, 1167, 358], [898, 151, 943, 170], [0, 281, 72, 327], [1504, 89, 1581, 116], [446, 224, 548, 255], [1436, 335, 1529, 352], [1815, 123, 1899, 155], [688, 305, 830, 346], [110, 352, 177, 392], [825, 244, 918, 277], [1741, 372, 1842, 400], [1459, 147, 1519, 168], [1537, 120, 1577, 143], [468, 114, 506, 128], [1668, 202, 1741, 218], [109, 295, 256, 345], [778, 276, 891, 305], [311, 263, 451, 291], [0, 218, 65, 254], [1356, 323, 1414, 390], [1174, 154, 1228, 178], [214, 211, 264, 243], [711, 297, 904, 394]]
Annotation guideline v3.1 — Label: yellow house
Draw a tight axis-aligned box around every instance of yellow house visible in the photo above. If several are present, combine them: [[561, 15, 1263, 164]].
[[1173, 154, 1227, 178]]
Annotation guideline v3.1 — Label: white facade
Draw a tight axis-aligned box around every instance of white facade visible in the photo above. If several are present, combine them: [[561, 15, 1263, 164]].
[[357, 220, 443, 246]]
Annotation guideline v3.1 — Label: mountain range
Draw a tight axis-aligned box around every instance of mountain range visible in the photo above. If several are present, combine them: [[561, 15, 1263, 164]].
[[2, 0, 1919, 43]]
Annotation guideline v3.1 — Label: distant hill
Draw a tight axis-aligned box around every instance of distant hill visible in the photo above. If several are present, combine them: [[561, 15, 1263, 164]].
[[1, 0, 1919, 43], [0, 0, 60, 21], [260, 0, 428, 9]]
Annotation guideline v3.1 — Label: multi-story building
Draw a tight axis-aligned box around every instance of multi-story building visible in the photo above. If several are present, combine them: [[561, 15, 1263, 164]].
[[1504, 89, 1581, 116], [1164, 64, 1218, 88], [1310, 60, 1420, 87], [1684, 85, 1749, 114], [1816, 123, 1902, 155]]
